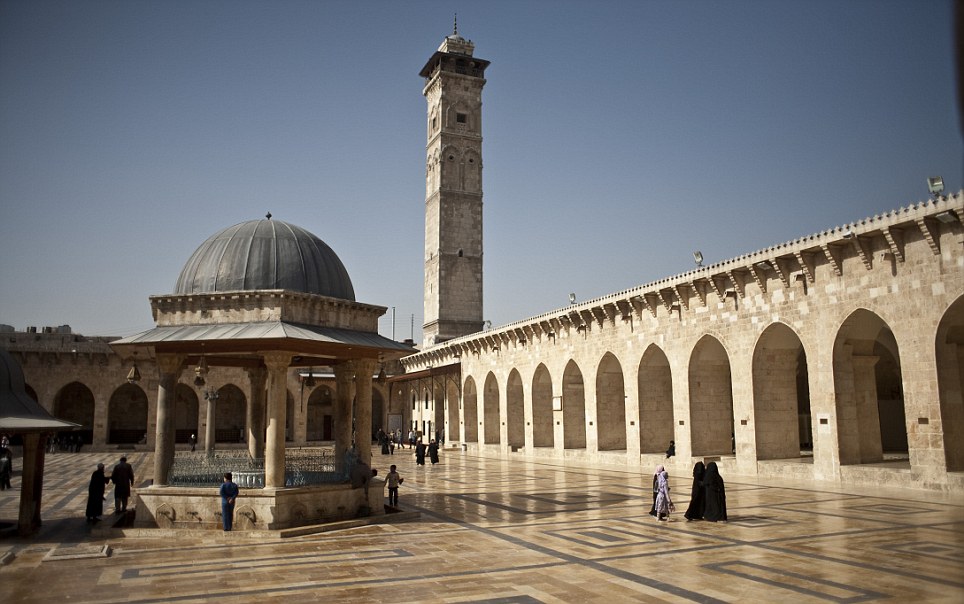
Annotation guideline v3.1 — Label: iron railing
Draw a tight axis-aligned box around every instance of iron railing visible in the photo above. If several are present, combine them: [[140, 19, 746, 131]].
[[169, 448, 349, 488]]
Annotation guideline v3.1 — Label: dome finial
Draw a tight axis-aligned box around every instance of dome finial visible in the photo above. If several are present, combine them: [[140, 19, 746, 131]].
[[266, 212, 272, 220], [453, 13, 458, 36]]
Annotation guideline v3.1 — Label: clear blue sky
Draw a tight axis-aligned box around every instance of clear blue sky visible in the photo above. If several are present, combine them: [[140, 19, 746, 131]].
[[1, 0, 960, 343]]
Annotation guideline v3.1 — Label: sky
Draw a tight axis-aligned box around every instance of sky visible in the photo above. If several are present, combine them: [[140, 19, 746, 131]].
[[1, 0, 961, 344]]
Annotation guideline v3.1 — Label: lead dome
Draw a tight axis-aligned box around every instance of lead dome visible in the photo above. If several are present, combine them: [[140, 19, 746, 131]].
[[173, 218, 355, 301]]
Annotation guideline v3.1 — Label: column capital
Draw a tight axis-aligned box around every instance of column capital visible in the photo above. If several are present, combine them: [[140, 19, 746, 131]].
[[156, 354, 185, 375], [262, 352, 291, 372], [352, 358, 378, 378]]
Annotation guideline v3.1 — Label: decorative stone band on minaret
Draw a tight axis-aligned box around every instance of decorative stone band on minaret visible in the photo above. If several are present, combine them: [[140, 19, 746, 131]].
[[420, 30, 490, 346]]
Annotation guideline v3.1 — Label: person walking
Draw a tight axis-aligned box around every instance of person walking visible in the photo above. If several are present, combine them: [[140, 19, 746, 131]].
[[702, 461, 728, 522], [428, 439, 440, 465], [647, 464, 664, 517], [654, 467, 673, 521], [219, 472, 240, 531], [385, 464, 403, 507], [414, 439, 426, 466], [189, 433, 197, 452], [85, 463, 109, 522], [110, 456, 135, 513], [683, 461, 706, 521]]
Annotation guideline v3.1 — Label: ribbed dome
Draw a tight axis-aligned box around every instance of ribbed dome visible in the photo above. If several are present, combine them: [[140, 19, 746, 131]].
[[173, 218, 355, 300]]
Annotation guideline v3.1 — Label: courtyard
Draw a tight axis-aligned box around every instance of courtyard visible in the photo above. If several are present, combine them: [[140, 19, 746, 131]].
[[0, 448, 962, 603]]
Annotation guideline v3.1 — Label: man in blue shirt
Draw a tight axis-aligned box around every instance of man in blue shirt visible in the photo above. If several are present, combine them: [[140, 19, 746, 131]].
[[219, 472, 240, 531]]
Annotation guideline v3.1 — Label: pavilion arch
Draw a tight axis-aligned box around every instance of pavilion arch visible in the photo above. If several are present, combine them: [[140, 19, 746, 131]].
[[483, 372, 501, 445], [638, 344, 674, 454], [689, 335, 735, 456], [833, 309, 907, 465], [216, 384, 247, 443], [173, 384, 199, 444], [463, 376, 479, 443], [307, 385, 334, 441], [596, 353, 627, 451], [54, 381, 95, 444], [531, 363, 554, 448], [562, 360, 587, 449], [507, 369, 525, 449], [445, 378, 459, 443], [752, 323, 811, 460], [372, 388, 385, 435], [936, 294, 964, 471], [108, 382, 149, 445]]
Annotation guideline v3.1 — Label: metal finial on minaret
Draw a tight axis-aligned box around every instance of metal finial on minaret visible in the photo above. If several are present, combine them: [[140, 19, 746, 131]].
[[265, 212, 272, 220], [453, 13, 458, 36]]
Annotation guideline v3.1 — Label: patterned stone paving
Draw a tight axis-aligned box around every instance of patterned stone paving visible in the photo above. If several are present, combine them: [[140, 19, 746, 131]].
[[1, 449, 962, 603]]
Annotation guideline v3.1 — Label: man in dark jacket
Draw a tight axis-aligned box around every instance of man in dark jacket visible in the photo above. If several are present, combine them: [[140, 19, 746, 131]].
[[111, 456, 135, 513]]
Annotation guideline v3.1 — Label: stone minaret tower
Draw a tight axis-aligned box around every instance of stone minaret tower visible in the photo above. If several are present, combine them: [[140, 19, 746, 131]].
[[420, 24, 489, 346]]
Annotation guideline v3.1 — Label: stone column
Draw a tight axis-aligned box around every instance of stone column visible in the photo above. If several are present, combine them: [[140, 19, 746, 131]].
[[204, 388, 216, 453], [852, 355, 882, 463], [263, 353, 291, 488], [246, 366, 267, 459], [333, 362, 354, 463], [153, 354, 184, 486], [17, 432, 46, 536], [354, 359, 377, 463]]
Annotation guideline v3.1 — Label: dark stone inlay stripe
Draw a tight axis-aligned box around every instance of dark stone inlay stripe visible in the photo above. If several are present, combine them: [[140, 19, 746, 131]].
[[705, 560, 887, 603]]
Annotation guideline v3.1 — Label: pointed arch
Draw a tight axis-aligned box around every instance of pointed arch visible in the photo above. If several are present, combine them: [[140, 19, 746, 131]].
[[483, 372, 501, 444], [307, 385, 334, 441], [937, 294, 964, 471], [563, 360, 587, 449], [463, 376, 479, 443], [215, 384, 247, 443], [107, 382, 148, 444], [596, 353, 626, 451], [532, 363, 554, 448], [638, 345, 674, 454], [507, 369, 525, 448], [833, 309, 906, 465], [54, 381, 95, 444], [689, 335, 734, 456], [752, 323, 810, 459], [174, 384, 199, 444]]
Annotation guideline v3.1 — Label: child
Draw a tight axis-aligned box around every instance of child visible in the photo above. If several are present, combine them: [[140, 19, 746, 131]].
[[386, 464, 403, 507]]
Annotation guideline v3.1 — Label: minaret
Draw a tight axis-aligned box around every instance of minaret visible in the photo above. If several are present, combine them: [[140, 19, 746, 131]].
[[420, 24, 489, 346]]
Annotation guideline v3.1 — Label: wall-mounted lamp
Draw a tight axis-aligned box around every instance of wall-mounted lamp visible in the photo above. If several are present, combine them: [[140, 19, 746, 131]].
[[194, 356, 208, 386], [126, 362, 141, 384], [204, 389, 219, 402]]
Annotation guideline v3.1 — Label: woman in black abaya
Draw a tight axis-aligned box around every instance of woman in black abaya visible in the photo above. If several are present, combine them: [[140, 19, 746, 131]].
[[702, 461, 728, 522], [85, 463, 109, 522], [683, 461, 706, 521]]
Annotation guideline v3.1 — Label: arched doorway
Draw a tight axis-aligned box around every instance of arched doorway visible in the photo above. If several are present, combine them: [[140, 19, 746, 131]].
[[107, 383, 148, 444], [563, 360, 586, 449], [639, 345, 674, 454], [752, 323, 810, 459], [54, 381, 95, 444], [936, 295, 964, 471], [174, 384, 199, 444], [306, 385, 334, 441], [833, 310, 907, 465], [689, 335, 734, 457], [596, 353, 626, 451], [507, 369, 525, 449], [464, 377, 479, 443], [483, 372, 500, 445], [215, 384, 246, 443], [532, 364, 554, 448]]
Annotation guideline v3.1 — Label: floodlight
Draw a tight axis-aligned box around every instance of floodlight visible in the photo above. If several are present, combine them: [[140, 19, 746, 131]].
[[693, 251, 703, 267], [928, 176, 944, 196], [569, 293, 576, 304]]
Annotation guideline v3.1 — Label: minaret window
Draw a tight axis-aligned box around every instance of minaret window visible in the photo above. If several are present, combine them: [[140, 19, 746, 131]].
[[456, 113, 467, 124]]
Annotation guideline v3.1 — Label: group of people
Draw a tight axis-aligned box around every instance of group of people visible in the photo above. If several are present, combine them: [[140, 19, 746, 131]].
[[46, 434, 84, 453], [648, 461, 727, 522], [413, 439, 440, 466], [85, 456, 136, 522]]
